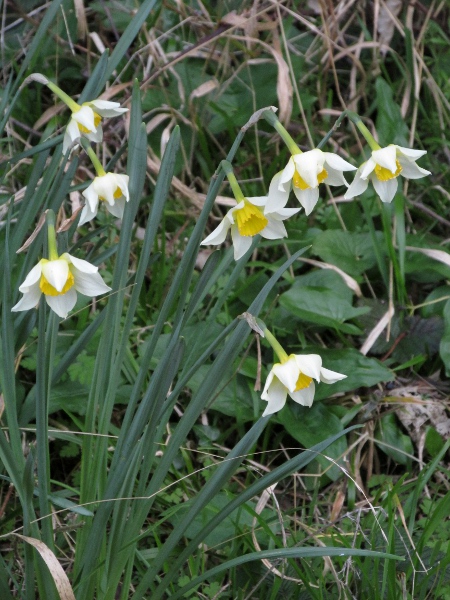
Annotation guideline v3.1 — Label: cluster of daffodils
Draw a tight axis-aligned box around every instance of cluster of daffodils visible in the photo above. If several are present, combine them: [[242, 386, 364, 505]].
[[12, 77, 130, 318], [201, 109, 430, 260]]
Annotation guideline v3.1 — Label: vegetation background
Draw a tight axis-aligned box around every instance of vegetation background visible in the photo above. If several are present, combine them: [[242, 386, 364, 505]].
[[1, 0, 450, 598]]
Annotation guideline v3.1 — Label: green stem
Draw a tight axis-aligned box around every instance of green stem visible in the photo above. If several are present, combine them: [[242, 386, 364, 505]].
[[317, 110, 348, 150], [263, 109, 302, 155], [46, 210, 58, 261], [81, 139, 107, 176], [346, 111, 381, 151], [264, 328, 289, 363], [46, 81, 80, 113], [220, 160, 245, 202]]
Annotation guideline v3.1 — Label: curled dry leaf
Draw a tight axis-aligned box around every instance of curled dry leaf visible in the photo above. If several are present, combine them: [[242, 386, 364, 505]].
[[360, 305, 395, 356], [406, 246, 450, 268], [14, 535, 76, 600], [189, 79, 219, 102], [16, 210, 47, 253], [298, 257, 362, 297]]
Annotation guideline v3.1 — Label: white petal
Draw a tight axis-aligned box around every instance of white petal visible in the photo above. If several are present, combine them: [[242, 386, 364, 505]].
[[324, 165, 347, 187], [92, 173, 119, 206], [320, 367, 347, 384], [82, 181, 100, 212], [41, 259, 69, 292], [45, 288, 77, 318], [265, 172, 290, 212], [397, 157, 431, 179], [18, 262, 43, 292], [245, 196, 267, 208], [395, 145, 427, 160], [230, 226, 253, 260], [344, 169, 369, 199], [372, 145, 397, 172], [273, 207, 301, 219], [260, 219, 287, 239], [201, 217, 231, 246], [371, 175, 398, 203], [85, 125, 103, 143], [11, 285, 42, 312], [293, 187, 319, 215], [63, 253, 98, 274], [106, 197, 126, 219], [72, 105, 97, 133], [289, 381, 315, 407], [272, 356, 300, 393], [261, 375, 288, 416], [360, 158, 376, 179], [88, 99, 128, 117], [115, 174, 130, 201], [279, 158, 295, 190], [72, 268, 111, 296], [323, 152, 356, 172], [294, 149, 325, 189], [78, 203, 97, 226], [63, 119, 81, 154], [293, 354, 322, 382]]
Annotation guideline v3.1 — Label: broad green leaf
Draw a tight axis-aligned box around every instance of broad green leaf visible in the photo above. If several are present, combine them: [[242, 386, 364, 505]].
[[311, 230, 383, 276], [439, 299, 450, 376], [278, 402, 346, 481], [279, 285, 370, 333], [375, 77, 409, 146], [375, 413, 414, 465]]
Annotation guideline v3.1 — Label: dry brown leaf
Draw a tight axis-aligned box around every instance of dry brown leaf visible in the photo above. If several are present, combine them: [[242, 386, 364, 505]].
[[271, 35, 293, 125], [406, 246, 450, 268], [16, 211, 47, 253], [73, 0, 88, 40], [298, 257, 362, 296], [14, 535, 76, 600], [57, 206, 83, 233], [189, 79, 219, 102], [360, 305, 395, 356]]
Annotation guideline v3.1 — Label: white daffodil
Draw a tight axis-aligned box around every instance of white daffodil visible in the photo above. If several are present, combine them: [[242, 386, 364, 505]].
[[80, 172, 130, 224], [201, 173, 300, 260], [344, 144, 431, 203], [261, 353, 346, 416], [12, 253, 111, 319], [278, 149, 356, 215], [63, 99, 128, 153]]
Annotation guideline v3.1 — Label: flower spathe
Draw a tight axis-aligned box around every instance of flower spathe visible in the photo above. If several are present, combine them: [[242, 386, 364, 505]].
[[278, 149, 356, 215], [11, 253, 111, 318], [201, 172, 300, 260], [63, 99, 128, 154], [80, 172, 130, 224], [261, 353, 346, 416], [344, 144, 431, 203]]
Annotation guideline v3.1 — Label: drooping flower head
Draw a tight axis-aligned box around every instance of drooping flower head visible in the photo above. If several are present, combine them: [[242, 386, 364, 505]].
[[11, 253, 111, 319], [344, 144, 431, 203], [343, 111, 431, 203], [201, 167, 300, 260], [278, 149, 356, 215], [11, 210, 110, 318], [260, 328, 346, 416], [25, 74, 128, 154], [262, 108, 356, 215], [80, 172, 130, 225]]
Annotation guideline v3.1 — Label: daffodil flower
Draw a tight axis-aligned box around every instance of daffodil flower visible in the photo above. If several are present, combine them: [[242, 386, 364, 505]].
[[63, 99, 128, 154], [344, 144, 431, 203], [278, 149, 356, 215], [12, 253, 111, 319], [201, 172, 300, 260], [261, 353, 346, 416], [80, 172, 130, 225]]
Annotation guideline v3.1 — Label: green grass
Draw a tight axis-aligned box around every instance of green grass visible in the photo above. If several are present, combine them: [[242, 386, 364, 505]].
[[1, 1, 450, 598]]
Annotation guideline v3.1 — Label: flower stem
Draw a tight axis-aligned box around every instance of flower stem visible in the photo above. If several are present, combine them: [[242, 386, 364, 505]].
[[263, 110, 302, 155], [264, 328, 289, 363], [46, 81, 80, 113], [81, 139, 107, 176], [346, 111, 381, 151], [46, 210, 59, 261], [221, 160, 245, 201]]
